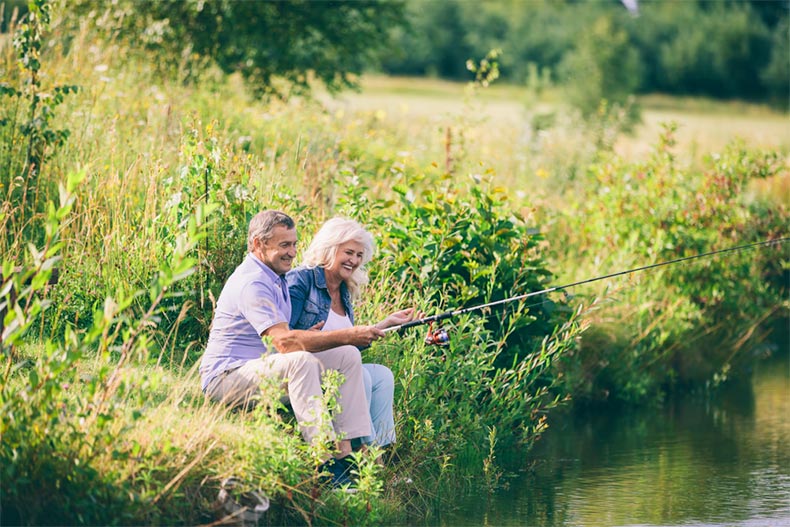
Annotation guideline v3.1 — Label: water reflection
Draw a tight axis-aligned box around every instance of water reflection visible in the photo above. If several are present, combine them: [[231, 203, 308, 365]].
[[439, 354, 790, 527]]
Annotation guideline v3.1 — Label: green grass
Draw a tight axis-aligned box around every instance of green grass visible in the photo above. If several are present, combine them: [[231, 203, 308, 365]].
[[325, 74, 790, 163]]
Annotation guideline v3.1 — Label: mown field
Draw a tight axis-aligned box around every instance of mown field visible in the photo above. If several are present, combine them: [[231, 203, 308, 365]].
[[328, 75, 790, 156], [322, 75, 790, 204], [2, 20, 789, 527]]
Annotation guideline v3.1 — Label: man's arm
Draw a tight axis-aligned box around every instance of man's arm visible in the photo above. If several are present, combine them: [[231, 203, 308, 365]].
[[264, 323, 385, 353]]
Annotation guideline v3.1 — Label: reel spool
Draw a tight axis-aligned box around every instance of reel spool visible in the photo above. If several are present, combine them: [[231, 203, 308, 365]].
[[424, 322, 450, 346]]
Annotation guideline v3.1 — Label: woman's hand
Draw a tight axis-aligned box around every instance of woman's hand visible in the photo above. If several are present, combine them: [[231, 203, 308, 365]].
[[308, 321, 325, 331], [376, 308, 423, 330]]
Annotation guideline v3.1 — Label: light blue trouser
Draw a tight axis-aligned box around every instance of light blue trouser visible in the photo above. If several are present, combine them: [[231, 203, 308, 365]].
[[360, 363, 396, 446]]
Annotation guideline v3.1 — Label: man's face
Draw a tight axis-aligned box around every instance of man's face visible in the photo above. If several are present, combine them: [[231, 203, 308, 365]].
[[254, 225, 297, 275]]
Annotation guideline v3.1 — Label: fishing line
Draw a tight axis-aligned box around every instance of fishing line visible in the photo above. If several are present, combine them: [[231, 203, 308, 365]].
[[384, 236, 789, 336]]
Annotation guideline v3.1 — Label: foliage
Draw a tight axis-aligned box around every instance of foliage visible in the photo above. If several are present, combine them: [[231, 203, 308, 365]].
[[558, 14, 641, 138], [553, 125, 790, 403], [1, 0, 28, 32], [381, 312, 583, 490], [66, 0, 406, 98], [760, 16, 790, 107], [328, 168, 587, 507], [1, 0, 78, 250], [370, 172, 568, 366], [382, 0, 788, 105], [354, 260, 585, 509], [639, 1, 774, 100], [0, 2, 787, 523], [1, 172, 206, 524]]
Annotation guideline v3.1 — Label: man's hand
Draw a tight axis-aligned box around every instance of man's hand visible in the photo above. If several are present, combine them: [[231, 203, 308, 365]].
[[345, 325, 386, 347]]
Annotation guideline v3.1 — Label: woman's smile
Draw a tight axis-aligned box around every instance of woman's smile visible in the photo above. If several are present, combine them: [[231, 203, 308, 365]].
[[329, 240, 365, 280]]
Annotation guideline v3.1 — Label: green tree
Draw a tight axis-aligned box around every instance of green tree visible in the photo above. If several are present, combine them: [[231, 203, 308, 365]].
[[653, 2, 772, 99], [761, 16, 790, 106], [70, 0, 406, 97], [381, 0, 786, 104], [559, 15, 642, 124], [381, 0, 474, 79]]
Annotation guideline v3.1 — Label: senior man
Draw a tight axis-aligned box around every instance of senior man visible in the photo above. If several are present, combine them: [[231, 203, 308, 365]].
[[199, 210, 385, 488]]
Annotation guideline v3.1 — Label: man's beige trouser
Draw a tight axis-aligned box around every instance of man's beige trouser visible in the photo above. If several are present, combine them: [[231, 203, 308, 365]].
[[205, 347, 371, 445]]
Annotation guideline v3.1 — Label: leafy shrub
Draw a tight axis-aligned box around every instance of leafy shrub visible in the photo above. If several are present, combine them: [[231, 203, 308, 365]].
[[1, 174, 147, 525], [553, 125, 790, 403], [372, 172, 571, 368]]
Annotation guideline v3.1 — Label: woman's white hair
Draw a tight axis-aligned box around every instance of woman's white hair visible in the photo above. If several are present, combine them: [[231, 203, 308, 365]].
[[302, 217, 375, 299]]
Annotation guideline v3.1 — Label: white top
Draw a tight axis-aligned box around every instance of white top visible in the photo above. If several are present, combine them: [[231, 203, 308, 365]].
[[319, 309, 358, 356], [323, 309, 353, 331]]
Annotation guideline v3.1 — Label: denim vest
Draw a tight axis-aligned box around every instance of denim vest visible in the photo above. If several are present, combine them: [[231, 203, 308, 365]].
[[285, 266, 355, 330]]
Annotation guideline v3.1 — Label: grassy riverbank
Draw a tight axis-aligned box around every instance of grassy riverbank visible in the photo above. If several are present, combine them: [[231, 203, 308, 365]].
[[2, 14, 788, 526]]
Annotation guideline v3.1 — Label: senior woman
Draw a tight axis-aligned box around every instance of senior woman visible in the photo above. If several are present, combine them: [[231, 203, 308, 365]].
[[286, 217, 416, 452]]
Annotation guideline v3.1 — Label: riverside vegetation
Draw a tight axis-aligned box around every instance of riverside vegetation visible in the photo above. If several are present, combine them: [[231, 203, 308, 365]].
[[1, 3, 788, 526]]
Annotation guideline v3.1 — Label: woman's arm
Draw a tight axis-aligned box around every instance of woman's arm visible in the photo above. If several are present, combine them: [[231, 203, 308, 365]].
[[374, 307, 419, 330]]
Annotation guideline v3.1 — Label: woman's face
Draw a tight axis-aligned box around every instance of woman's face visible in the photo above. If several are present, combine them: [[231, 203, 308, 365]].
[[326, 240, 365, 283]]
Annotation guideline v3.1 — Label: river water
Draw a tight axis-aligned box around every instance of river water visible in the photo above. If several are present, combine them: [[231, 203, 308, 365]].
[[438, 353, 790, 527]]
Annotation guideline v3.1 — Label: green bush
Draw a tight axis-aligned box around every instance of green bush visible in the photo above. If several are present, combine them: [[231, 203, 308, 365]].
[[1, 0, 79, 251], [553, 125, 790, 403], [2, 175, 139, 525], [370, 172, 571, 368], [329, 171, 586, 501], [559, 14, 642, 132]]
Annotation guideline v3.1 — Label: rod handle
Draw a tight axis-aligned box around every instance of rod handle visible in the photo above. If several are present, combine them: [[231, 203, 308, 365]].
[[395, 318, 425, 330], [384, 311, 455, 333]]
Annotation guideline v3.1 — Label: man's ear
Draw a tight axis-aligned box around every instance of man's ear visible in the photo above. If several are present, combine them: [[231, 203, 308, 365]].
[[250, 237, 264, 257]]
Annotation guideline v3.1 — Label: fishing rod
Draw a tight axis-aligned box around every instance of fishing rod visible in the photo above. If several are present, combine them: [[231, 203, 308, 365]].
[[384, 237, 789, 343]]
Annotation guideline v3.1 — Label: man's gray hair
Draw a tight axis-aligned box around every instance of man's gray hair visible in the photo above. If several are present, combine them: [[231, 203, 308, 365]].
[[248, 210, 295, 252]]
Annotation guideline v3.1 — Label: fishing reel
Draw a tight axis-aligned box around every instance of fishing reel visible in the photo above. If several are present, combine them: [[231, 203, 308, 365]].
[[424, 322, 450, 346]]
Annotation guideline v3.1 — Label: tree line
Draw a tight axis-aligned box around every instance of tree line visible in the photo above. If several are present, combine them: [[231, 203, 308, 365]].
[[2, 0, 787, 105], [382, 0, 788, 105]]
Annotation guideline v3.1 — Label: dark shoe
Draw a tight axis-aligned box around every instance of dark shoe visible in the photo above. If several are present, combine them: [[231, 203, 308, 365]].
[[319, 456, 358, 493]]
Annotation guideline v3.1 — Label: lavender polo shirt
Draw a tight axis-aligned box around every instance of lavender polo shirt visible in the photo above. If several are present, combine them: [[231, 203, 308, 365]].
[[199, 253, 291, 391]]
